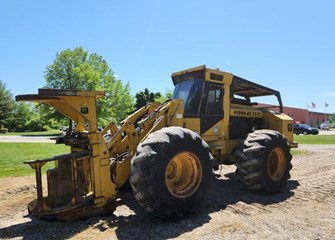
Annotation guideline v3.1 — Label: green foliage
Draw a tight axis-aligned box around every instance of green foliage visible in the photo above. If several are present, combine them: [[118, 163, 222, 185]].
[[98, 79, 134, 125], [135, 88, 162, 109], [12, 103, 31, 131], [330, 113, 335, 124], [0, 143, 69, 177], [7, 102, 49, 132], [0, 80, 16, 126], [294, 134, 335, 144], [154, 89, 173, 104], [46, 118, 61, 130], [37, 103, 66, 127], [44, 47, 134, 125]]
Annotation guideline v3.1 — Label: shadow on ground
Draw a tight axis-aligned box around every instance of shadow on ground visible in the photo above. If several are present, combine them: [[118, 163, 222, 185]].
[[0, 171, 299, 240], [20, 133, 61, 137]]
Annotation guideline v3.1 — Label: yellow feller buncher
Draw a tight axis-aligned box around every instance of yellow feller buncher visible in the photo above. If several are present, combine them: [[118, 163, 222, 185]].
[[16, 65, 297, 221], [0, 125, 8, 134]]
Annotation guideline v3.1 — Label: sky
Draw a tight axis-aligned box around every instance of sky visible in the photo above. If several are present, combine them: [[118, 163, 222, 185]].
[[1, 0, 334, 114]]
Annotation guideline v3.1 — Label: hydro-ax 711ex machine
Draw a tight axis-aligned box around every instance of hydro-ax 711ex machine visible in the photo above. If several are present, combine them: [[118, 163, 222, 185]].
[[16, 65, 297, 220]]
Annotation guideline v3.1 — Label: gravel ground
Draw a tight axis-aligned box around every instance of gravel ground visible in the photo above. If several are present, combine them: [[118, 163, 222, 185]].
[[0, 144, 334, 240]]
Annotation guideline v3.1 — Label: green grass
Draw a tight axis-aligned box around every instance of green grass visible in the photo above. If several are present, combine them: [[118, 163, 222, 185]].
[[0, 134, 333, 178], [7, 129, 62, 136], [294, 134, 335, 144], [291, 149, 308, 155], [0, 143, 70, 178]]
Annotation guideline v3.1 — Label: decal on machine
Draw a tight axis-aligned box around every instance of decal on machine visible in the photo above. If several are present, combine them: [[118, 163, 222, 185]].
[[230, 109, 263, 118]]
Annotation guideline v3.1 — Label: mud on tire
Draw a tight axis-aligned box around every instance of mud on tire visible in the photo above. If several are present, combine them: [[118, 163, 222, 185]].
[[130, 127, 213, 218], [234, 130, 292, 193]]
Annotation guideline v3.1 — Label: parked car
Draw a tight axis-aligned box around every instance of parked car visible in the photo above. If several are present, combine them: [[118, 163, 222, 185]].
[[319, 123, 330, 130], [293, 124, 319, 135]]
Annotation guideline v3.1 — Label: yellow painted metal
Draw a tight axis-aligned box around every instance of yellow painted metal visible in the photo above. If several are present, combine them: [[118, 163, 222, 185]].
[[105, 99, 184, 190], [182, 118, 200, 134], [15, 65, 296, 220], [173, 65, 295, 160], [171, 65, 206, 78], [230, 104, 263, 118], [221, 73, 234, 155], [165, 151, 202, 198], [135, 99, 184, 142], [201, 122, 222, 140], [204, 67, 227, 84], [167, 100, 184, 127], [267, 147, 286, 182], [16, 89, 118, 215], [261, 110, 294, 146], [197, 71, 235, 157], [0, 125, 8, 133]]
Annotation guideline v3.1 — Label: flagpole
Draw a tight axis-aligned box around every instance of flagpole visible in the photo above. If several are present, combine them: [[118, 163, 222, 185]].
[[324, 103, 328, 123], [306, 103, 309, 125], [311, 102, 316, 127]]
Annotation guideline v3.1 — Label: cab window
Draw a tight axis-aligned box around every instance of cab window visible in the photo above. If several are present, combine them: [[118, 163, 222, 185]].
[[205, 84, 223, 116]]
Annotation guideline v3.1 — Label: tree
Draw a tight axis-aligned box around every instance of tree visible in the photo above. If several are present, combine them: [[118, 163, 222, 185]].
[[6, 102, 49, 132], [8, 103, 32, 131], [44, 47, 134, 125], [135, 88, 162, 109], [330, 113, 335, 126], [0, 80, 47, 132], [154, 89, 173, 104], [0, 80, 16, 127]]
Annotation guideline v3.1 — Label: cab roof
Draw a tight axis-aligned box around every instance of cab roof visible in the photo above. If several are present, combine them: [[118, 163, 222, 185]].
[[171, 65, 283, 112]]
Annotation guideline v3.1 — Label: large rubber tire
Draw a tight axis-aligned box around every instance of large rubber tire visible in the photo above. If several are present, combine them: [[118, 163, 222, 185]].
[[130, 127, 213, 218], [234, 130, 292, 193]]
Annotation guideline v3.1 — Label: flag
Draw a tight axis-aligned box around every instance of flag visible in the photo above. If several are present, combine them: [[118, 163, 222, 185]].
[[311, 102, 316, 108], [325, 103, 329, 107]]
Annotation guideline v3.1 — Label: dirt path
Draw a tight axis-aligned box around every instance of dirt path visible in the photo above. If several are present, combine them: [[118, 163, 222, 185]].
[[0, 135, 54, 143], [0, 144, 334, 240]]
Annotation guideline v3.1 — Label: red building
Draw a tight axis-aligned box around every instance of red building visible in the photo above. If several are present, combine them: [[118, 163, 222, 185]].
[[257, 104, 331, 127]]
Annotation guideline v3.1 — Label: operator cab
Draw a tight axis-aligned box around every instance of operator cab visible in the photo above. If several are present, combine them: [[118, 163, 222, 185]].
[[171, 65, 288, 139], [171, 65, 225, 134]]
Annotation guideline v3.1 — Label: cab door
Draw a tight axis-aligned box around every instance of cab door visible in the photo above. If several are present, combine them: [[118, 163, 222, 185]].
[[200, 83, 224, 134]]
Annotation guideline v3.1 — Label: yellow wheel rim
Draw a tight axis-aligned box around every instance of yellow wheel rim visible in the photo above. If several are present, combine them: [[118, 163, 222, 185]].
[[165, 151, 202, 198], [267, 147, 286, 182]]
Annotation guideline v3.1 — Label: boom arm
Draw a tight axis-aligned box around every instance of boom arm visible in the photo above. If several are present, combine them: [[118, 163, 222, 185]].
[[105, 99, 184, 188]]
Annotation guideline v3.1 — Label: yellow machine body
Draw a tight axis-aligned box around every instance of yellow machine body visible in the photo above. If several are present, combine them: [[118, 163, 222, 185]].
[[16, 65, 296, 220], [16, 89, 183, 220], [171, 65, 296, 164]]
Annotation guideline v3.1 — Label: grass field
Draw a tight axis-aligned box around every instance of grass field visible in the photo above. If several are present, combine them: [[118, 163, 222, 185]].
[[294, 134, 335, 144], [0, 133, 333, 178], [0, 143, 70, 178], [291, 149, 308, 155]]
